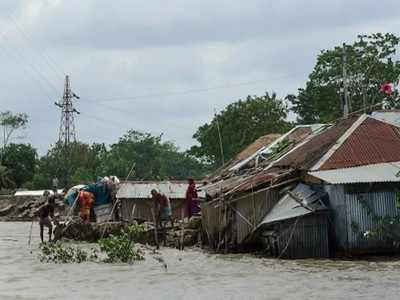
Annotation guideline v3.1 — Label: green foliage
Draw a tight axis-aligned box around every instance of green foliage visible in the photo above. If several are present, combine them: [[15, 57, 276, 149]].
[[0, 111, 28, 149], [268, 139, 294, 159], [190, 92, 291, 167], [105, 130, 208, 181], [39, 225, 146, 264], [39, 242, 97, 264], [98, 231, 144, 263], [1, 143, 37, 187], [97, 224, 145, 263], [0, 165, 14, 189], [289, 33, 400, 123]]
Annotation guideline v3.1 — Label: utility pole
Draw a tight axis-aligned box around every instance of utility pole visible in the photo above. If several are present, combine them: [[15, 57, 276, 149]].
[[54, 75, 80, 186], [214, 109, 225, 166], [55, 75, 80, 146], [342, 43, 350, 118]]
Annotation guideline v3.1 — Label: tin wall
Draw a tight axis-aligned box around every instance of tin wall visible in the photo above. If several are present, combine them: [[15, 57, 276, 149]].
[[345, 191, 399, 251], [234, 189, 280, 245], [120, 198, 185, 222], [201, 199, 224, 248], [277, 214, 329, 259], [326, 184, 400, 253]]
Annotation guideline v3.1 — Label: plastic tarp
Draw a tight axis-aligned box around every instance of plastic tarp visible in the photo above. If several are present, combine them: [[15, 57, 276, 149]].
[[65, 180, 113, 207], [82, 182, 112, 206]]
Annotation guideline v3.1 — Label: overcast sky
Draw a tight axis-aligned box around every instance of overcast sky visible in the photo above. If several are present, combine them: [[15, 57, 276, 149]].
[[0, 0, 399, 154]]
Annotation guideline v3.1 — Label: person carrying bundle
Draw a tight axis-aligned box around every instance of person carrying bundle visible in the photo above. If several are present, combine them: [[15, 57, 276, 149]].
[[79, 191, 95, 222]]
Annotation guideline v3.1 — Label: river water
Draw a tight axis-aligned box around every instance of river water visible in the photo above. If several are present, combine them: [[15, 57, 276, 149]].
[[1, 222, 400, 300]]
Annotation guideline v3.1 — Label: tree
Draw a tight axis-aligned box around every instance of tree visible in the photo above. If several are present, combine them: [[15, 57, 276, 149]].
[[106, 130, 208, 180], [190, 92, 291, 166], [33, 132, 208, 189], [0, 111, 28, 150], [0, 165, 14, 190], [35, 141, 108, 188], [289, 33, 400, 123], [1, 143, 37, 187]]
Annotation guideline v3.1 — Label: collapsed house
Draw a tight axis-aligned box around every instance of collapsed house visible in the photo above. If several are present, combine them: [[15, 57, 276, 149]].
[[117, 181, 204, 222], [201, 112, 400, 258]]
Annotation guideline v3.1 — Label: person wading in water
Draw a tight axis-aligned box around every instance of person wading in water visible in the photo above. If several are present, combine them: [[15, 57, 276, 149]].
[[38, 192, 56, 243]]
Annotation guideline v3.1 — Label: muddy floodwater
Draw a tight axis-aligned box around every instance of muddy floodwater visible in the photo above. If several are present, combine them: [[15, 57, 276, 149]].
[[1, 222, 400, 300]]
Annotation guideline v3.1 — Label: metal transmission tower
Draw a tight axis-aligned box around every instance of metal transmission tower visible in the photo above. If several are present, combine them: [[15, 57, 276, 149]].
[[55, 75, 80, 145]]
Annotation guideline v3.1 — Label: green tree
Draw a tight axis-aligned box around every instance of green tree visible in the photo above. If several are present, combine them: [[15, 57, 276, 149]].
[[106, 130, 207, 180], [1, 143, 37, 187], [0, 111, 28, 150], [190, 92, 291, 166], [0, 165, 14, 189], [35, 142, 108, 188], [289, 33, 400, 123], [33, 132, 207, 189]]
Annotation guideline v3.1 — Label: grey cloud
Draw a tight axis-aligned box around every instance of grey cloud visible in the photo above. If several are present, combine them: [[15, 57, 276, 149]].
[[0, 0, 399, 154]]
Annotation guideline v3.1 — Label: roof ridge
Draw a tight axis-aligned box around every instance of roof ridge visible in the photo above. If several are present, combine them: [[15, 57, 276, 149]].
[[310, 114, 368, 171], [368, 114, 400, 129]]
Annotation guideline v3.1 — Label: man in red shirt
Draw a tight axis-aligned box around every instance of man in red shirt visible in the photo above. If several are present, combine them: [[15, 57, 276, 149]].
[[185, 178, 200, 219]]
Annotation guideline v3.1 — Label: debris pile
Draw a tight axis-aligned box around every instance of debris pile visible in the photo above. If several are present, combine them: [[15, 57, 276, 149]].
[[0, 196, 66, 221], [54, 216, 203, 249]]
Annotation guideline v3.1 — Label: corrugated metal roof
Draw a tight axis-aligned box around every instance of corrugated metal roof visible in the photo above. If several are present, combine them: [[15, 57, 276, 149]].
[[258, 183, 327, 226], [372, 110, 400, 126], [274, 116, 358, 170], [319, 117, 400, 170], [202, 176, 247, 197], [309, 162, 400, 184], [117, 181, 205, 199], [230, 125, 325, 172]]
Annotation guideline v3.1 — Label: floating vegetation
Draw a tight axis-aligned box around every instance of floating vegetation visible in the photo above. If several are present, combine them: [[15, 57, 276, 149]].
[[98, 232, 144, 263], [39, 242, 98, 264], [39, 224, 146, 264]]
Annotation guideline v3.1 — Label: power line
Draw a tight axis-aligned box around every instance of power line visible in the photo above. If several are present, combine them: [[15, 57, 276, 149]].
[[0, 25, 61, 96], [83, 74, 299, 103], [2, 8, 66, 81], [0, 31, 56, 103]]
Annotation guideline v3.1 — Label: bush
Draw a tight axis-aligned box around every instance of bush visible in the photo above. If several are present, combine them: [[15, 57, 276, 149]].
[[39, 225, 145, 264], [98, 230, 144, 263], [39, 242, 98, 263]]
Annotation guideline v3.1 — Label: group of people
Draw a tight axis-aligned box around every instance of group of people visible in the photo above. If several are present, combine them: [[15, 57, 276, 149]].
[[37, 177, 201, 243], [150, 178, 200, 229]]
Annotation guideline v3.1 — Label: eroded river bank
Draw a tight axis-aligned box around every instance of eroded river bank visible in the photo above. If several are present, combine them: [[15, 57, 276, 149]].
[[1, 222, 400, 300]]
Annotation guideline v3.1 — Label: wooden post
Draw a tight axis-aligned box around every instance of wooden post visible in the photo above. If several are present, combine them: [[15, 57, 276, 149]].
[[130, 203, 136, 223], [180, 207, 185, 250], [151, 208, 159, 250]]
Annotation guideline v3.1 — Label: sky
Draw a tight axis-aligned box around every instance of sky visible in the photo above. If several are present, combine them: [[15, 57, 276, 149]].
[[0, 0, 399, 155]]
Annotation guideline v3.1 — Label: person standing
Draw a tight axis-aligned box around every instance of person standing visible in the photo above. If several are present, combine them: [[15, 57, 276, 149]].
[[185, 178, 200, 219], [151, 189, 173, 228], [79, 191, 95, 222], [52, 177, 59, 198], [38, 192, 55, 243]]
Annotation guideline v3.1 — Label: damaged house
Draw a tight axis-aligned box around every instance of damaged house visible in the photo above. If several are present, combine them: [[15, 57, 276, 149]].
[[117, 181, 204, 222], [202, 111, 400, 258]]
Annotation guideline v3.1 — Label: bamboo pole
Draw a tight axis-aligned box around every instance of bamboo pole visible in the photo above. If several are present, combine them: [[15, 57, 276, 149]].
[[130, 203, 137, 222], [151, 208, 160, 250], [180, 207, 185, 251], [28, 219, 34, 253]]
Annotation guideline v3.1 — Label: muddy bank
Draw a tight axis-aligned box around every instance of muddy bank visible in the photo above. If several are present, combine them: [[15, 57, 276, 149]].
[[0, 196, 67, 221], [55, 217, 203, 248]]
